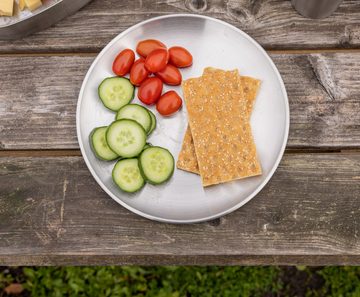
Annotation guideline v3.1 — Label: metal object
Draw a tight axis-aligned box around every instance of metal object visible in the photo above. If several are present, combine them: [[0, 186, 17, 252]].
[[0, 0, 92, 40], [77, 14, 289, 223], [291, 0, 343, 19]]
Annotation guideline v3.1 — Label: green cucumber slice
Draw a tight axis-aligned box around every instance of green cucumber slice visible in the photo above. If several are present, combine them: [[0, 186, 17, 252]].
[[89, 127, 118, 161], [147, 110, 157, 135], [98, 77, 134, 111], [112, 158, 145, 193], [143, 143, 152, 150], [139, 146, 174, 184], [116, 104, 152, 132], [106, 119, 146, 158]]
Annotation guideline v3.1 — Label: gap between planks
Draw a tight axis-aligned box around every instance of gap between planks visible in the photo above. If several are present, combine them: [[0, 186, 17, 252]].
[[0, 48, 360, 57], [0, 148, 359, 158]]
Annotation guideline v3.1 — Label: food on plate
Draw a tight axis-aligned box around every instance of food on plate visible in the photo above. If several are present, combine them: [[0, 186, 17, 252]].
[[136, 39, 166, 58], [143, 143, 152, 150], [138, 77, 163, 105], [180, 68, 262, 186], [98, 77, 134, 111], [155, 64, 182, 86], [177, 71, 261, 174], [168, 46, 193, 68], [90, 127, 119, 161], [112, 158, 145, 193], [111, 40, 191, 117], [0, 0, 43, 16], [130, 58, 149, 86], [139, 147, 175, 184], [0, 0, 14, 16], [116, 104, 152, 133], [176, 126, 199, 173], [144, 48, 169, 73], [106, 119, 147, 158], [112, 49, 135, 76], [24, 0, 42, 11], [156, 90, 182, 116], [89, 97, 173, 192], [19, 0, 25, 10], [89, 38, 191, 194], [147, 109, 157, 135]]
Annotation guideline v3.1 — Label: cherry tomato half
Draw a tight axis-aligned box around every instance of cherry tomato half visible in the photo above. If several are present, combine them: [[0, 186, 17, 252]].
[[112, 49, 135, 76], [130, 58, 149, 86], [156, 90, 182, 116], [136, 39, 166, 58], [138, 77, 163, 105], [169, 46, 193, 68], [145, 48, 169, 73], [155, 64, 182, 86]]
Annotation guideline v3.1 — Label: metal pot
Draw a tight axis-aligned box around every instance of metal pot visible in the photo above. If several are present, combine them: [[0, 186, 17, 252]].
[[291, 0, 344, 19]]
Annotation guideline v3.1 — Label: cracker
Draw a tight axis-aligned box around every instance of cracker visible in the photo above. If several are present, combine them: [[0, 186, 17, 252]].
[[182, 69, 262, 186], [177, 70, 261, 175]]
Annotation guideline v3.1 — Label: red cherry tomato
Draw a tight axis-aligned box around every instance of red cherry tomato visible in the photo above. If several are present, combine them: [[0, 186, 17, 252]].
[[112, 49, 135, 76], [138, 77, 163, 105], [145, 48, 169, 73], [156, 90, 182, 116], [130, 58, 149, 86], [155, 64, 182, 86], [169, 46, 193, 68], [136, 39, 166, 58]]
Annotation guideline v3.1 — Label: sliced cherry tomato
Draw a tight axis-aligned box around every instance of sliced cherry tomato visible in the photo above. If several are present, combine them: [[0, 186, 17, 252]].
[[130, 58, 149, 86], [156, 90, 182, 116], [112, 49, 135, 76], [136, 39, 166, 58], [155, 64, 182, 86], [138, 77, 163, 105], [169, 46, 193, 68], [145, 48, 169, 73]]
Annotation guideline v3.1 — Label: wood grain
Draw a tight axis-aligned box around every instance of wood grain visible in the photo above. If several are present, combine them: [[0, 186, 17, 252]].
[[0, 153, 359, 265], [0, 0, 359, 53], [0, 53, 359, 150]]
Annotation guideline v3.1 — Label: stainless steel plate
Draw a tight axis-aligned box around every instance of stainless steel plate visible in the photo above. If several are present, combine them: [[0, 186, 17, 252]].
[[0, 0, 91, 40], [77, 14, 290, 223]]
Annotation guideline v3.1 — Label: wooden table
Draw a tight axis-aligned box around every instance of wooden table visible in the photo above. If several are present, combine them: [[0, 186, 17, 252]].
[[0, 0, 359, 266]]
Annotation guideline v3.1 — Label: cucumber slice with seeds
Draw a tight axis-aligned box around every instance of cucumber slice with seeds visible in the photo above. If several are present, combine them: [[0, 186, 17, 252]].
[[98, 77, 134, 111], [147, 110, 157, 135], [139, 146, 174, 184], [90, 127, 118, 161], [106, 119, 146, 158], [112, 158, 145, 193], [116, 104, 152, 132]]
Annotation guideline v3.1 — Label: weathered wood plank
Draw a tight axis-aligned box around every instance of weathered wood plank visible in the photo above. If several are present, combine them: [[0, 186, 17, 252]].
[[0, 153, 359, 265], [0, 53, 359, 150], [0, 0, 359, 53]]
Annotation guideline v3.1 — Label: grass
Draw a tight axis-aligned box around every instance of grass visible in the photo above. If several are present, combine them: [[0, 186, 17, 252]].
[[0, 266, 359, 296]]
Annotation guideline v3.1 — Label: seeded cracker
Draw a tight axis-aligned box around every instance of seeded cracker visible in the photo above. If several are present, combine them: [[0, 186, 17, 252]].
[[177, 69, 261, 175], [181, 69, 262, 186]]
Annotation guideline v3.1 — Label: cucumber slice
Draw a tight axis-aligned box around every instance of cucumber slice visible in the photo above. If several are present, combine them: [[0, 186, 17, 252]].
[[112, 158, 145, 193], [143, 143, 152, 150], [116, 104, 152, 132], [98, 77, 134, 111], [106, 119, 146, 158], [139, 146, 174, 184], [147, 110, 157, 135], [89, 127, 118, 161]]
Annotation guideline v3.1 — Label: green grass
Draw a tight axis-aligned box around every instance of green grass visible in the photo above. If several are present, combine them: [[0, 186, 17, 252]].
[[0, 266, 359, 296]]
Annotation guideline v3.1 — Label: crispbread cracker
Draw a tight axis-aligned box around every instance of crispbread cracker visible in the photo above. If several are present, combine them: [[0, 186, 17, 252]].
[[176, 127, 199, 173], [182, 69, 262, 186], [177, 70, 261, 175]]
